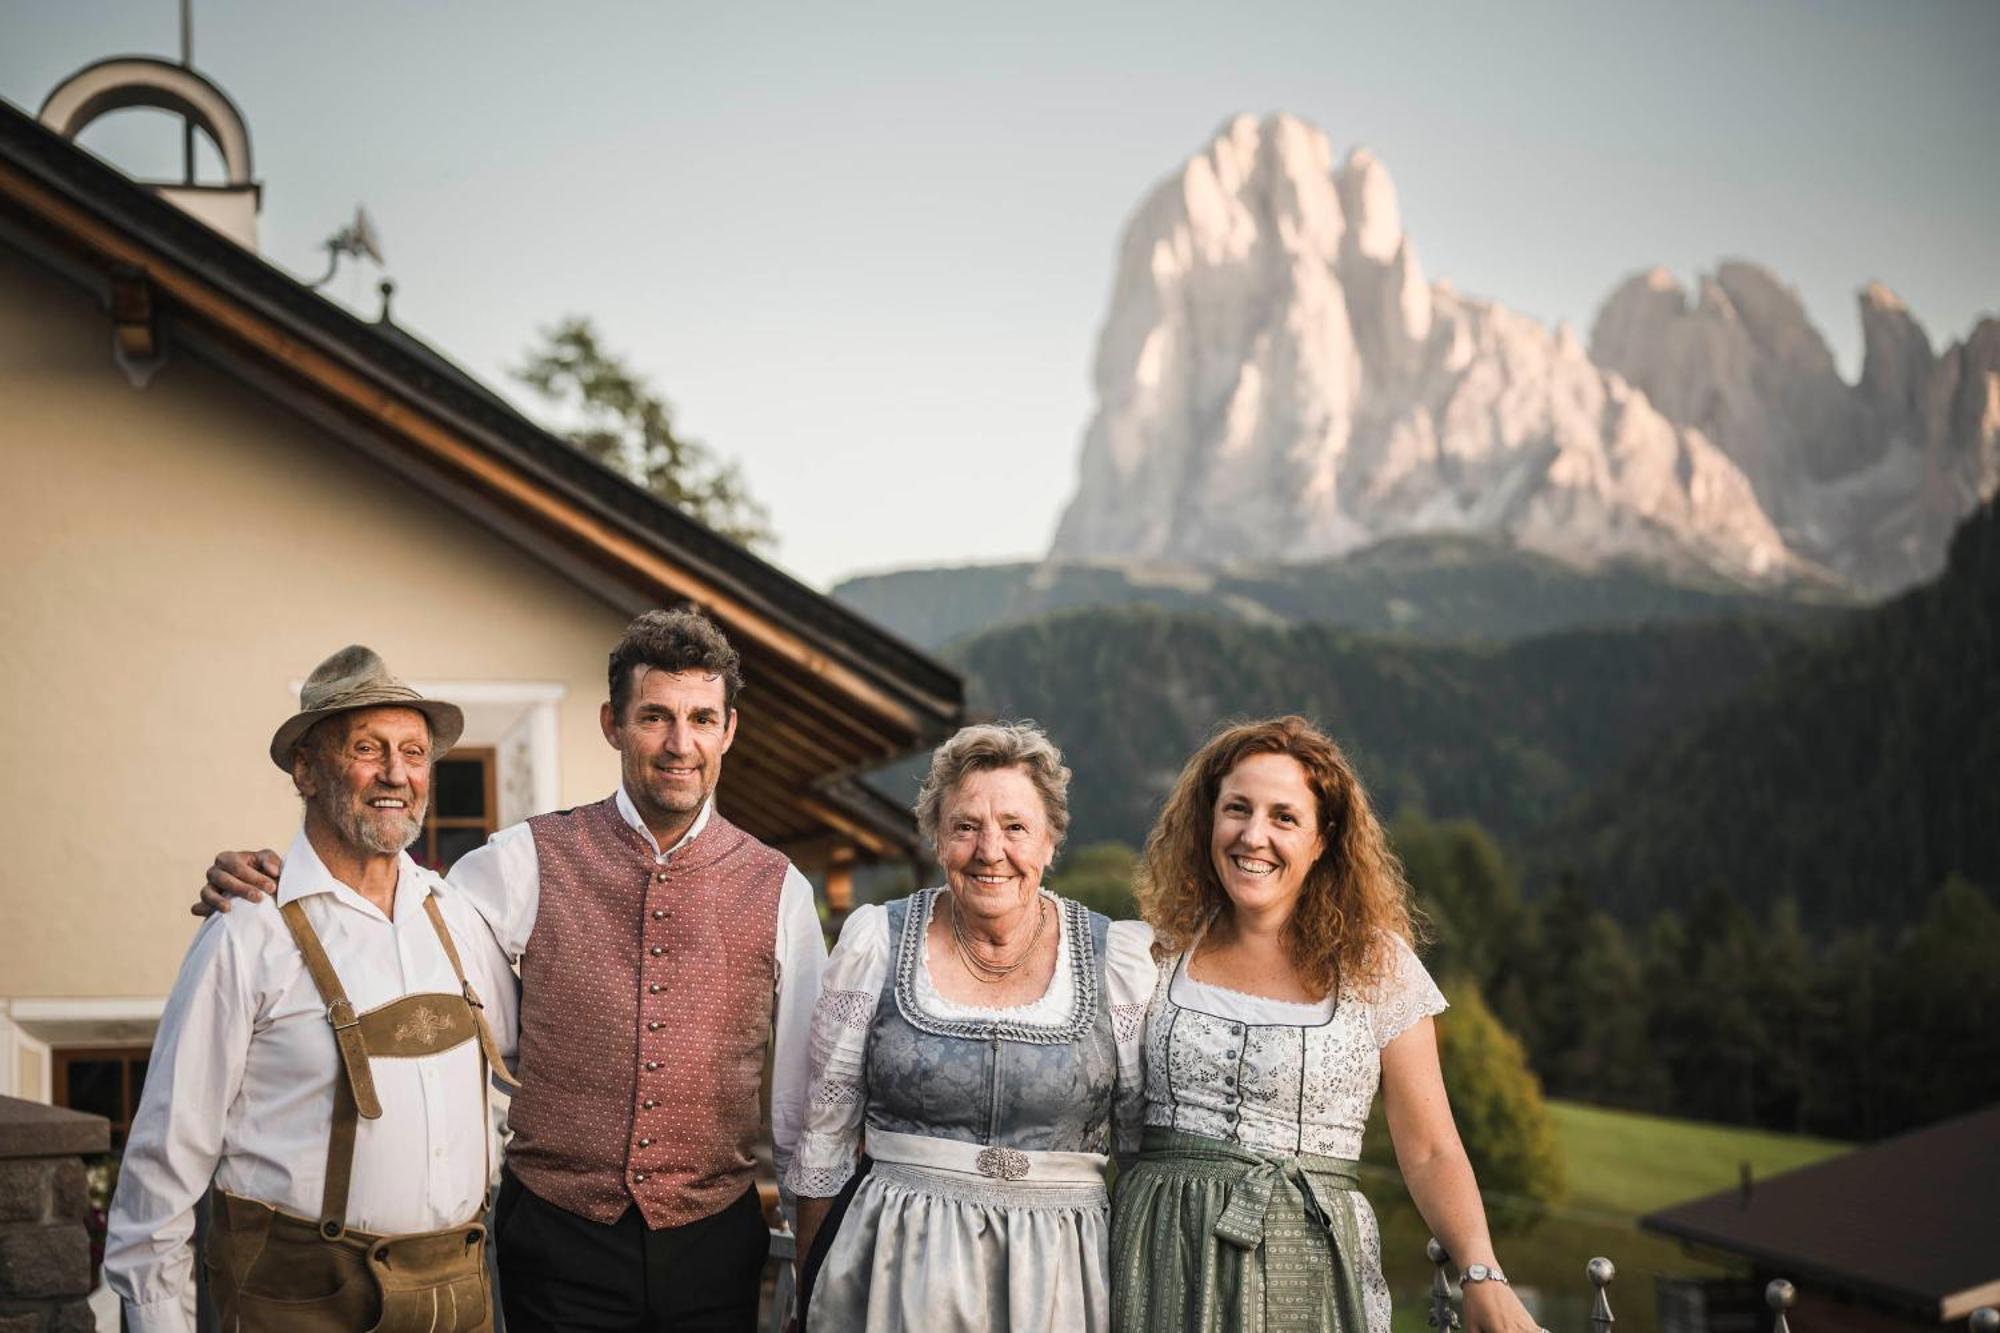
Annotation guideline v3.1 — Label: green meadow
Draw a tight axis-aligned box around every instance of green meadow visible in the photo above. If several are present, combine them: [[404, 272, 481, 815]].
[[1378, 1101, 1851, 1333]]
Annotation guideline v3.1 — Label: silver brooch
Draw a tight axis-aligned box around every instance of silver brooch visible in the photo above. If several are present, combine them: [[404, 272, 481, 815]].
[[975, 1146, 1031, 1180]]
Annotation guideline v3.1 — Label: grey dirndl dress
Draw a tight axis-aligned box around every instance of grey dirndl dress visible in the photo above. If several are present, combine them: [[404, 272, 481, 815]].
[[787, 890, 1155, 1333], [1110, 934, 1447, 1333]]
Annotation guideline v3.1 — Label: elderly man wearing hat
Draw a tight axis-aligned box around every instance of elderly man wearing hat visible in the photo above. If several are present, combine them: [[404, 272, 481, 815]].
[[194, 609, 831, 1332], [105, 646, 521, 1333]]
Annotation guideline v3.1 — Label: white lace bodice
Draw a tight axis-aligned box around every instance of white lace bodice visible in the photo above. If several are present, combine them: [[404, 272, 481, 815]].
[[1141, 933, 1447, 1160], [911, 892, 1077, 1023]]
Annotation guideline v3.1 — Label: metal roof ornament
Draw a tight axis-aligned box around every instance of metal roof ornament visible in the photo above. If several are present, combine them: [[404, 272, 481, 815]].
[[310, 205, 386, 289]]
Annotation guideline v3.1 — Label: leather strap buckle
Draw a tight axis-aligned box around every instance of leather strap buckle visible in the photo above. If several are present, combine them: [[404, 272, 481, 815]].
[[326, 999, 359, 1031], [461, 981, 484, 1010]]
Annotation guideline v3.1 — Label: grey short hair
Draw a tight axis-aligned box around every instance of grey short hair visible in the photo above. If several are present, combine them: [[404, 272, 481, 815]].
[[914, 721, 1072, 856]]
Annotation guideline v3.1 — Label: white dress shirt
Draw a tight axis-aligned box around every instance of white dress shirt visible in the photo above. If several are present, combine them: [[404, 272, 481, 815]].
[[446, 789, 827, 1204], [105, 831, 520, 1333]]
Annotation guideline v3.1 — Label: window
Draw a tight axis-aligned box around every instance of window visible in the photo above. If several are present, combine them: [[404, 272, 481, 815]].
[[53, 1046, 151, 1149], [419, 746, 497, 872]]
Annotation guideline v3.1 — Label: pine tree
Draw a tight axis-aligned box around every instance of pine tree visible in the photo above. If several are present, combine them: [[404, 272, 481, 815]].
[[1432, 980, 1567, 1214], [515, 318, 773, 548]]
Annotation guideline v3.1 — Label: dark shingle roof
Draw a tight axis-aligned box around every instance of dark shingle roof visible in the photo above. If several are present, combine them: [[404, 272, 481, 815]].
[[1641, 1104, 2000, 1319]]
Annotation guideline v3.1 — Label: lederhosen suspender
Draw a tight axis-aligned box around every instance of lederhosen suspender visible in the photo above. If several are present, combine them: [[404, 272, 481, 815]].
[[278, 894, 520, 1241]]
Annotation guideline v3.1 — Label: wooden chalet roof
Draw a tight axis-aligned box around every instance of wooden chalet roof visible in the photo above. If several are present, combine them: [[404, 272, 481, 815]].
[[0, 98, 963, 859], [1641, 1104, 2000, 1322]]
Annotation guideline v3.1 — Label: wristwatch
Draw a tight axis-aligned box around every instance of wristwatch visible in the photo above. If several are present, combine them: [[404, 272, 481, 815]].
[[1462, 1264, 1510, 1286]]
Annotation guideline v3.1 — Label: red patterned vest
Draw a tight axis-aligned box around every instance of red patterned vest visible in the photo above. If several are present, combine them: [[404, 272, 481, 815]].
[[507, 796, 788, 1228]]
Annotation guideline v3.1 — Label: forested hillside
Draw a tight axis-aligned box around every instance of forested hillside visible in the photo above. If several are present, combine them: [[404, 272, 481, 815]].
[[949, 608, 1822, 852], [1400, 812, 2000, 1141], [882, 504, 1999, 1139], [1533, 497, 2000, 927], [835, 534, 1841, 651]]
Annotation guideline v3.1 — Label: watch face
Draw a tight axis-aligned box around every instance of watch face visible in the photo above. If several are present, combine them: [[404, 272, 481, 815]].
[[1466, 1265, 1491, 1282]]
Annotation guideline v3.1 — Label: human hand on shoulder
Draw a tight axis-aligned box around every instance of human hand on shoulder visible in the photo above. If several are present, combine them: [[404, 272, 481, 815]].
[[192, 849, 284, 917]]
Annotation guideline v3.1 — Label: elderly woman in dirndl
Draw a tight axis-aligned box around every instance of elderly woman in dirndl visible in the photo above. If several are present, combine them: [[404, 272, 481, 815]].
[[786, 721, 1155, 1332], [1111, 716, 1544, 1333]]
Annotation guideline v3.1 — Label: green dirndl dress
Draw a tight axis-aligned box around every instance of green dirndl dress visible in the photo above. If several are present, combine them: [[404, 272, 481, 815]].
[[1111, 937, 1446, 1333], [1113, 1128, 1374, 1333]]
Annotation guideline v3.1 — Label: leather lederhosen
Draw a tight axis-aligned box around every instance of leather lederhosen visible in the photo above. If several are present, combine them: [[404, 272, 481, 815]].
[[204, 894, 519, 1333]]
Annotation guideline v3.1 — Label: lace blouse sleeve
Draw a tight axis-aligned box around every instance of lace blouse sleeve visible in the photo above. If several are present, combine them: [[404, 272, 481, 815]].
[[1104, 918, 1157, 1159], [783, 903, 890, 1199], [1368, 933, 1448, 1050]]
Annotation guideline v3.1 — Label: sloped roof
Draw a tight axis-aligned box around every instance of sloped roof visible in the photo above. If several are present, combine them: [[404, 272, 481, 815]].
[[1641, 1104, 2000, 1321], [0, 96, 961, 858]]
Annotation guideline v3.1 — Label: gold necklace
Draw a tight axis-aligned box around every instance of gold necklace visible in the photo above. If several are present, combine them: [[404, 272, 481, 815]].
[[946, 891, 1050, 982]]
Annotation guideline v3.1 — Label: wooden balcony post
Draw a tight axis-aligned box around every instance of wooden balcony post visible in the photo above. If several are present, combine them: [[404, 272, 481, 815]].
[[824, 840, 857, 932]]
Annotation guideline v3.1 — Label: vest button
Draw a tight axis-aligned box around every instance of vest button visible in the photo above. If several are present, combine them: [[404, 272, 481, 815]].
[[634, 1171, 647, 1183], [643, 1099, 657, 1109], [649, 983, 663, 994], [650, 945, 665, 957], [646, 1060, 659, 1071], [652, 909, 667, 920], [639, 1137, 652, 1148], [648, 1021, 663, 1031], [656, 872, 668, 882]]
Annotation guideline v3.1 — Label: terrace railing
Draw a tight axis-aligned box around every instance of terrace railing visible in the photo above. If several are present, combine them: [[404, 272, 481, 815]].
[[1424, 1238, 1999, 1333], [757, 1228, 1999, 1333]]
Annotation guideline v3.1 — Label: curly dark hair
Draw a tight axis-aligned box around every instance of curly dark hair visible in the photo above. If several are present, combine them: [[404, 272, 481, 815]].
[[607, 608, 744, 718], [1136, 715, 1418, 998]]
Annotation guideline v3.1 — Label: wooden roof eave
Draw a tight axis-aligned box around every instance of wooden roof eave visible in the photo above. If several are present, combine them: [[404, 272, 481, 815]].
[[0, 132, 964, 777]]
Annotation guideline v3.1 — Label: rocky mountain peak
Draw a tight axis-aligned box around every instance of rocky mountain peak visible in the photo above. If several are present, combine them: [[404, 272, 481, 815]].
[[1334, 146, 1405, 262], [1054, 114, 1796, 583], [1594, 261, 1991, 590], [1052, 114, 1994, 594], [1858, 282, 1932, 415]]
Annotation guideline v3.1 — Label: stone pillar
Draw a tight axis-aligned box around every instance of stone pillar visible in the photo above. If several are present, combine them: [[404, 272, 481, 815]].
[[0, 1096, 107, 1332]]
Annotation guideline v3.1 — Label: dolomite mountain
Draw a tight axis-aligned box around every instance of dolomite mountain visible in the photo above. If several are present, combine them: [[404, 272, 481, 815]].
[[1051, 113, 1999, 593]]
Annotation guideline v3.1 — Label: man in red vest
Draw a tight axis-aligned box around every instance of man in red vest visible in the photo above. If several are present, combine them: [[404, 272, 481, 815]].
[[202, 610, 829, 1331]]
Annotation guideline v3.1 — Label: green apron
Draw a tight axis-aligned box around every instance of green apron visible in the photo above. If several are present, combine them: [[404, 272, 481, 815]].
[[1112, 1126, 1374, 1333]]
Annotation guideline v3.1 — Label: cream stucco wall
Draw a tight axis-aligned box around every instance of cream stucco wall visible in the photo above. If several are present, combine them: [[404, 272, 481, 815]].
[[0, 244, 629, 999]]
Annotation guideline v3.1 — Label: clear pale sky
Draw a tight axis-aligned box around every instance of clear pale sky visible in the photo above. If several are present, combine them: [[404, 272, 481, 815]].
[[4, 1, 1995, 587]]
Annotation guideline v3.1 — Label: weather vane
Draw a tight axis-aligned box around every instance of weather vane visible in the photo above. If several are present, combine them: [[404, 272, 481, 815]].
[[308, 205, 386, 288]]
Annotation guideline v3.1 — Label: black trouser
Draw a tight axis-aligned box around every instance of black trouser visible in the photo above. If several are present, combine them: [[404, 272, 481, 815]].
[[494, 1168, 770, 1332]]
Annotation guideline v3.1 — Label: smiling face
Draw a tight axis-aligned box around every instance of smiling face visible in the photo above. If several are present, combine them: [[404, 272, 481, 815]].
[[938, 765, 1057, 923], [295, 706, 433, 857], [601, 665, 737, 838], [1209, 750, 1327, 928]]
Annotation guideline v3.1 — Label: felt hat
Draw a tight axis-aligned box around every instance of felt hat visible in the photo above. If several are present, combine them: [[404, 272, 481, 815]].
[[269, 645, 464, 771]]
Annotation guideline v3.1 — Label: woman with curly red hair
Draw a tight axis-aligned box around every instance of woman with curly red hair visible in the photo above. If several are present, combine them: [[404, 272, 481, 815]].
[[1111, 716, 1541, 1333]]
